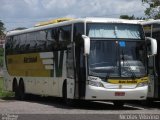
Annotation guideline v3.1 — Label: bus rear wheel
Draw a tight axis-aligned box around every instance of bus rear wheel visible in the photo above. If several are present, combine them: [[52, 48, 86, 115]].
[[13, 81, 20, 100], [18, 80, 25, 100]]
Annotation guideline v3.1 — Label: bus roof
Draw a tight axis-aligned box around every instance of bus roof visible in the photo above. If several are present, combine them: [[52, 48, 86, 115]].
[[7, 17, 141, 36], [140, 19, 160, 25]]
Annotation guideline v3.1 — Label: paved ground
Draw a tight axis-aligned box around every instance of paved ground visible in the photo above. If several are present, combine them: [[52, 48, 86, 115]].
[[0, 96, 160, 120]]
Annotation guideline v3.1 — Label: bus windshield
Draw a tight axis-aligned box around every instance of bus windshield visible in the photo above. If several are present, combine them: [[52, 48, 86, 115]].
[[87, 23, 146, 78], [88, 40, 146, 78], [87, 23, 144, 39]]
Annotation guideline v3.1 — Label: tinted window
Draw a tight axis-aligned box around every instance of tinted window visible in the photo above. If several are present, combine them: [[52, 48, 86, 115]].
[[74, 23, 84, 44], [59, 25, 71, 50], [36, 31, 47, 51], [51, 25, 72, 50], [5, 37, 13, 55], [6, 25, 72, 54], [36, 31, 46, 40], [59, 26, 71, 42], [19, 34, 27, 53]]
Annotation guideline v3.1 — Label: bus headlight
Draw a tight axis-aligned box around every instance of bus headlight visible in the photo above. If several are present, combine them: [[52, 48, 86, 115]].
[[136, 81, 148, 87], [87, 80, 104, 87]]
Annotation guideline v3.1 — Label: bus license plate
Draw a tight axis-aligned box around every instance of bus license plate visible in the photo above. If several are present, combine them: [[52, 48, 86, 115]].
[[115, 92, 125, 96]]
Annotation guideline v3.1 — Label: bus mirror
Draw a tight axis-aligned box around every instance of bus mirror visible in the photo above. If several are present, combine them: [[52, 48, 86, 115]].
[[82, 35, 90, 56], [146, 37, 157, 57]]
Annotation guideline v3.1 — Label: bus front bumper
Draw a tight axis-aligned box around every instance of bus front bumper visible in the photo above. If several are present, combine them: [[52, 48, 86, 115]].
[[85, 85, 148, 100]]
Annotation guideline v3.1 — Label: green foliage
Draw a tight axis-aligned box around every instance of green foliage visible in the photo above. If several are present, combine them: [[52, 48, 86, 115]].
[[120, 15, 135, 20], [0, 78, 14, 99], [142, 0, 160, 19], [0, 48, 3, 67], [120, 15, 145, 20], [13, 27, 27, 30], [0, 48, 3, 56], [0, 20, 5, 36], [0, 56, 3, 67]]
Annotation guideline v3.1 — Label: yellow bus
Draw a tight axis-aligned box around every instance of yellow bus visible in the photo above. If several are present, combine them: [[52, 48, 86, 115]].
[[3, 18, 157, 106]]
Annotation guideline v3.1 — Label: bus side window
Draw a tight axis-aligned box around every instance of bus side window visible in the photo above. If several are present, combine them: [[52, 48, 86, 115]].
[[46, 29, 54, 51], [13, 35, 21, 53], [19, 34, 27, 53], [59, 26, 71, 42], [5, 37, 12, 55], [51, 28, 59, 43], [12, 36, 19, 54], [59, 25, 71, 50], [51, 25, 71, 51], [36, 31, 47, 52], [6, 36, 18, 54], [46, 29, 53, 41], [74, 23, 84, 44]]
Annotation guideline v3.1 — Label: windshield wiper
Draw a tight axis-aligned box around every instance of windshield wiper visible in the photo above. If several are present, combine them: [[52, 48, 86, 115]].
[[121, 50, 136, 79]]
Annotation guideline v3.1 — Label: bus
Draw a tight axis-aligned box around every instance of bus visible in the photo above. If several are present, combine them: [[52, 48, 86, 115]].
[[141, 20, 160, 100], [3, 18, 157, 106]]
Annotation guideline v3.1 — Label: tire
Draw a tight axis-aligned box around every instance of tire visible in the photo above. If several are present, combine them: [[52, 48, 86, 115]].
[[141, 99, 153, 106], [113, 101, 124, 107], [18, 80, 25, 100], [62, 81, 75, 106], [13, 80, 20, 100]]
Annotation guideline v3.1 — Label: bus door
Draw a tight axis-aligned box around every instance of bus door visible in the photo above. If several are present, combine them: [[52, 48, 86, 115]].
[[148, 55, 157, 98], [75, 43, 86, 99], [147, 24, 159, 98], [153, 24, 160, 99], [66, 43, 76, 99], [66, 42, 85, 99]]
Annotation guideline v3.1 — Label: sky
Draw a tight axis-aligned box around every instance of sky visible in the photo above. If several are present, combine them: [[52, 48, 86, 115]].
[[0, 0, 148, 31]]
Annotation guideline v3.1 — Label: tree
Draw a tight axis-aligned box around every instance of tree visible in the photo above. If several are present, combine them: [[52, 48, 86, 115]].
[[13, 27, 27, 30], [0, 20, 4, 68], [120, 15, 135, 20], [142, 0, 160, 19], [120, 15, 145, 20], [0, 20, 5, 36]]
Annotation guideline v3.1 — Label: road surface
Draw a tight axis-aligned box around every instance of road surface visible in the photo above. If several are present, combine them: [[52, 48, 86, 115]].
[[0, 96, 160, 120]]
